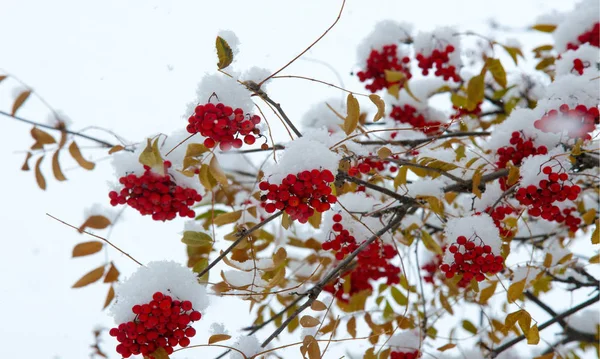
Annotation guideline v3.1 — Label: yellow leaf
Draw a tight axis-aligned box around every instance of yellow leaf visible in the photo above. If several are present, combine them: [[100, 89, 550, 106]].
[[12, 90, 31, 115], [213, 210, 242, 226], [440, 292, 454, 315], [532, 24, 557, 33], [69, 141, 95, 170], [78, 215, 111, 233], [462, 320, 477, 334], [369, 94, 385, 122], [387, 84, 400, 99], [103, 263, 120, 283], [138, 138, 163, 170], [34, 156, 46, 190], [582, 208, 596, 225], [384, 70, 407, 83], [437, 343, 456, 352], [467, 74, 485, 111], [527, 324, 540, 345], [199, 164, 216, 190], [185, 143, 208, 158], [592, 220, 599, 244], [390, 286, 408, 306], [51, 150, 67, 181], [72, 265, 105, 288], [590, 254, 599, 263], [209, 155, 228, 187], [281, 211, 291, 229], [404, 81, 421, 103], [543, 253, 553, 268], [208, 334, 232, 344], [347, 317, 357, 338], [535, 57, 555, 71], [421, 230, 443, 255], [72, 241, 103, 257], [507, 279, 526, 302], [393, 166, 408, 189], [103, 285, 115, 309], [503, 310, 524, 334], [344, 93, 360, 135], [377, 146, 392, 159], [215, 36, 234, 70], [502, 45, 523, 65], [472, 170, 483, 198], [518, 310, 532, 336], [507, 163, 520, 186], [485, 58, 507, 88], [300, 315, 320, 328], [308, 210, 322, 229], [149, 347, 170, 359], [479, 281, 498, 304]]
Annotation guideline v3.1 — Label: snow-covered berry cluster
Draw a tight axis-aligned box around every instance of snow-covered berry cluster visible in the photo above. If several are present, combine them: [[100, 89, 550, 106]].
[[322, 213, 359, 260], [391, 350, 421, 359], [416, 45, 460, 81], [357, 44, 412, 93], [440, 235, 504, 286], [566, 22, 600, 50], [109, 162, 202, 221], [533, 104, 599, 140], [259, 169, 337, 223], [109, 291, 202, 358], [515, 166, 581, 221], [487, 205, 518, 238], [324, 241, 400, 301], [390, 104, 443, 135], [496, 131, 548, 169], [186, 102, 261, 150]]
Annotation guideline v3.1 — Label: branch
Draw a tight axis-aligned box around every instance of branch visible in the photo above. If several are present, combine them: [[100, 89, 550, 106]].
[[488, 293, 600, 358], [337, 171, 416, 204], [384, 158, 467, 184], [245, 82, 302, 138], [261, 206, 410, 348], [443, 168, 509, 193], [1, 110, 120, 149], [196, 211, 283, 278]]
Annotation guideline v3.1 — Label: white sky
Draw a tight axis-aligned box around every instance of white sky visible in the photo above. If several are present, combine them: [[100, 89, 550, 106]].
[[1, 0, 593, 358]]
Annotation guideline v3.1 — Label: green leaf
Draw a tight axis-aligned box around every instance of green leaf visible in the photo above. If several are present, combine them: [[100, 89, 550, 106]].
[[421, 230, 442, 255], [390, 286, 408, 306], [467, 74, 485, 110], [462, 320, 477, 334], [181, 231, 213, 247], [216, 36, 233, 70], [485, 58, 507, 88]]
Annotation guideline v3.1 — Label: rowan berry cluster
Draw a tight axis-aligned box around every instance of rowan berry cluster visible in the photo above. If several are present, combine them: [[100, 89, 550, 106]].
[[440, 235, 504, 286], [109, 292, 201, 358], [496, 131, 548, 169], [391, 350, 421, 359], [533, 104, 599, 140], [450, 102, 482, 120], [109, 162, 202, 221], [421, 254, 442, 284], [259, 169, 337, 223], [515, 166, 581, 222], [322, 213, 359, 260], [566, 22, 600, 50], [357, 44, 412, 93], [347, 157, 398, 177], [487, 205, 518, 238], [572, 58, 587, 75], [390, 104, 443, 135], [186, 102, 261, 150], [416, 45, 460, 81], [324, 241, 400, 301]]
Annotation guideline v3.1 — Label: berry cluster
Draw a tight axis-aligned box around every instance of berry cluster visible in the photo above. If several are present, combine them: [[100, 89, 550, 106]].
[[109, 292, 201, 358], [554, 207, 583, 233], [440, 235, 504, 286], [357, 44, 412, 93], [322, 213, 359, 260], [421, 253, 442, 284], [572, 58, 587, 75], [186, 102, 262, 151], [390, 104, 443, 135], [259, 169, 337, 223], [487, 205, 518, 238], [496, 131, 548, 169], [450, 102, 482, 120], [109, 162, 202, 221], [515, 166, 581, 223], [416, 45, 460, 81], [534, 104, 599, 140], [324, 241, 400, 302], [391, 350, 421, 359], [566, 22, 600, 50], [347, 157, 398, 177]]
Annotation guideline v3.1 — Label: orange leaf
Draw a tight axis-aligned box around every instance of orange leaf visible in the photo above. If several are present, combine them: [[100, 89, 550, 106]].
[[79, 215, 111, 233], [21, 152, 32, 171], [108, 145, 125, 154], [72, 241, 103, 257], [104, 263, 120, 283], [51, 150, 67, 181], [300, 315, 320, 328], [347, 316, 357, 338], [12, 90, 31, 115], [311, 300, 327, 311], [31, 127, 56, 146], [103, 285, 115, 309], [72, 265, 105, 288], [34, 156, 46, 190], [69, 141, 95, 170]]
